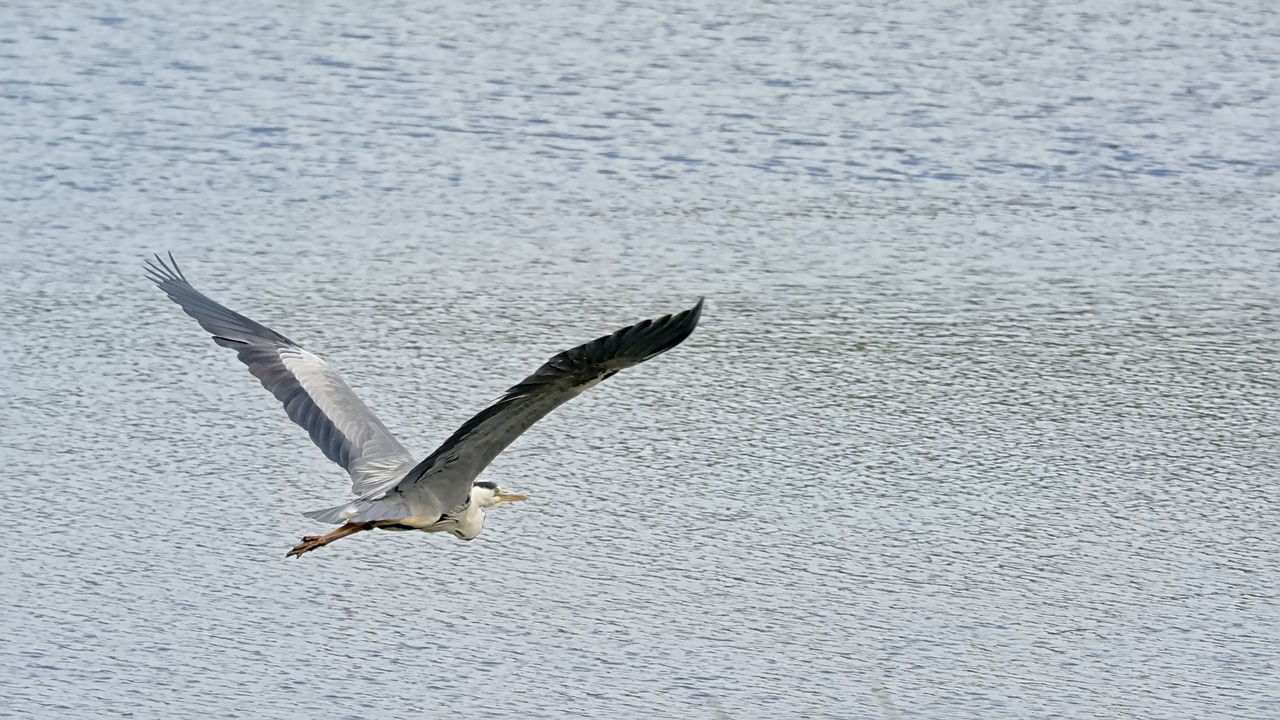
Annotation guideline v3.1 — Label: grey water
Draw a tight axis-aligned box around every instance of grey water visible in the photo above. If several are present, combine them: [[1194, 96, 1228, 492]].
[[2, 1, 1278, 718]]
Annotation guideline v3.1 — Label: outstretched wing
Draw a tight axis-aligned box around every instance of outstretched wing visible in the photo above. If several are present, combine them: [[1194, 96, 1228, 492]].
[[145, 254, 416, 491], [388, 298, 704, 504]]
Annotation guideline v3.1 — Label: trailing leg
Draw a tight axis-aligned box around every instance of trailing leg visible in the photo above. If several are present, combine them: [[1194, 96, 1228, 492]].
[[287, 522, 373, 558]]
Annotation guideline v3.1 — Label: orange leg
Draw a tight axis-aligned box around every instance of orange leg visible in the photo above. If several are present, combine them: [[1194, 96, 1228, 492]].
[[287, 522, 374, 558]]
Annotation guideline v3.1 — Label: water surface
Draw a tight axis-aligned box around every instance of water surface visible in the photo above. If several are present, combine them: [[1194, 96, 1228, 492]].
[[1, 1, 1278, 718]]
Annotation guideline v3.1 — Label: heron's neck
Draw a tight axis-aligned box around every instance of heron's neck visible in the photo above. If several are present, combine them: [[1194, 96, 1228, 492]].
[[452, 502, 486, 539]]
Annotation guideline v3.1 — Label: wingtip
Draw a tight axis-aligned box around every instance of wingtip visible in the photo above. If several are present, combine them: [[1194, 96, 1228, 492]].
[[143, 253, 167, 285], [635, 296, 704, 360], [144, 252, 190, 286], [168, 251, 187, 281], [680, 296, 705, 330]]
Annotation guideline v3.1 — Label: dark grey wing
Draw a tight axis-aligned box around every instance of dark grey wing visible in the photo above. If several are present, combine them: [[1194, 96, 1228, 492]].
[[389, 298, 703, 503], [145, 254, 416, 491]]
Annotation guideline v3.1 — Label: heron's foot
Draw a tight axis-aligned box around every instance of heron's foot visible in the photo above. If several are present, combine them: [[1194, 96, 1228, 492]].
[[287, 537, 326, 558], [286, 522, 373, 559]]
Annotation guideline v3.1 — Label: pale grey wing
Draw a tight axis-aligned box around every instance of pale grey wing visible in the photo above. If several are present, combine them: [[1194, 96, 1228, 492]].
[[145, 254, 416, 490], [389, 298, 704, 508]]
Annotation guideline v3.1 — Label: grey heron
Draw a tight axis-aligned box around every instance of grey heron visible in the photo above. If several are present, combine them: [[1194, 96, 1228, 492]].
[[145, 255, 703, 558]]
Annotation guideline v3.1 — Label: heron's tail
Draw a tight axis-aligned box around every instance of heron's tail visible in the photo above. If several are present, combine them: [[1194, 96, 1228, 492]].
[[303, 498, 409, 525]]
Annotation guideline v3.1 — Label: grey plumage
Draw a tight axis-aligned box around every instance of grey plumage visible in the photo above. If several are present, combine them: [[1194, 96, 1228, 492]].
[[387, 294, 704, 510], [146, 253, 702, 539], [145, 255, 417, 495]]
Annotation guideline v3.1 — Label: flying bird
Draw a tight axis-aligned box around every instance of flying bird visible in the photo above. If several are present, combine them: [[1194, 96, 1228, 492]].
[[145, 255, 702, 558]]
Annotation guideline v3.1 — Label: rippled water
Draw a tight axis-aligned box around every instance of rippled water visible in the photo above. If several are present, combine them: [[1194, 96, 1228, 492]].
[[2, 1, 1278, 718]]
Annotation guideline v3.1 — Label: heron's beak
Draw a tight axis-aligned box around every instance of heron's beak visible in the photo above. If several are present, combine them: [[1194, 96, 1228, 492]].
[[498, 491, 529, 504]]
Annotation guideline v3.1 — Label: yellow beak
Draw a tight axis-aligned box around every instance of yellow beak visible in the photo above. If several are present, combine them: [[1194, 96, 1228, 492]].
[[498, 492, 529, 504]]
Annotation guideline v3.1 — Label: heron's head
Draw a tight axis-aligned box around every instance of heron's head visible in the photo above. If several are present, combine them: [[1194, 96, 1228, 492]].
[[471, 480, 529, 509]]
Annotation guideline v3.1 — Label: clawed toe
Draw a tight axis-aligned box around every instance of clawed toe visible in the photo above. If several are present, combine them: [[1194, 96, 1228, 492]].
[[284, 522, 374, 559], [287, 538, 320, 558]]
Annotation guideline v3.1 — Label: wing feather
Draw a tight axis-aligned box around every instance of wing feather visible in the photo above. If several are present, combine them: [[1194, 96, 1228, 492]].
[[145, 254, 416, 491], [392, 298, 703, 502]]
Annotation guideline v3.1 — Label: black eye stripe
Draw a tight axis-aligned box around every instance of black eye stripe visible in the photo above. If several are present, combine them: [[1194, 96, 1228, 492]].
[[474, 481, 499, 490]]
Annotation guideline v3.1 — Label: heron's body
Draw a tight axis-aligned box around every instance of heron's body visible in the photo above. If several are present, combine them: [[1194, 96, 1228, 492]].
[[145, 255, 702, 558]]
